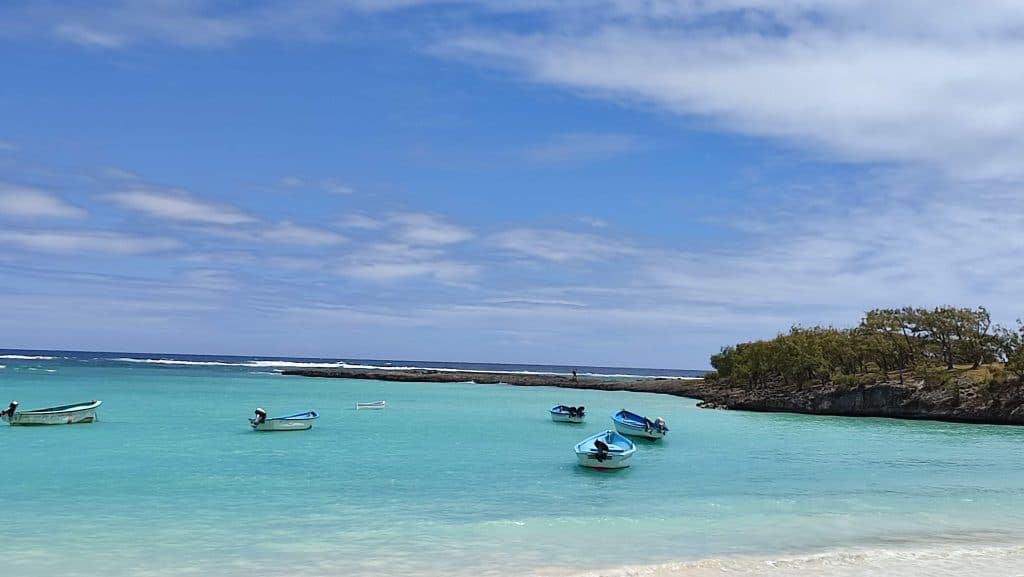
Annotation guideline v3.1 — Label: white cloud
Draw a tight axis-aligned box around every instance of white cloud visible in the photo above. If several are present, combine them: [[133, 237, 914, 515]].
[[277, 176, 304, 189], [262, 221, 347, 246], [0, 141, 16, 152], [341, 242, 478, 283], [0, 230, 180, 254], [344, 260, 478, 283], [391, 212, 474, 245], [107, 189, 254, 225], [54, 22, 125, 48], [491, 228, 635, 262], [440, 1, 1024, 181], [322, 179, 353, 194], [339, 213, 384, 230], [576, 216, 608, 228], [0, 183, 86, 219], [525, 132, 644, 165]]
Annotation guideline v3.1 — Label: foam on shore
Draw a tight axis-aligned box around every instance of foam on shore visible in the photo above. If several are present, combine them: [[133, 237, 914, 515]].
[[565, 543, 1024, 577]]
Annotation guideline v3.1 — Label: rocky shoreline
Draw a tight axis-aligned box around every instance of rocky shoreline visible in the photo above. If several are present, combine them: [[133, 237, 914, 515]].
[[694, 376, 1024, 425], [283, 368, 1024, 425], [281, 367, 708, 396]]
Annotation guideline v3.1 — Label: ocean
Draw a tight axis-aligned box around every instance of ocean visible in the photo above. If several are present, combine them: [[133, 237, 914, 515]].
[[2, 350, 1024, 576]]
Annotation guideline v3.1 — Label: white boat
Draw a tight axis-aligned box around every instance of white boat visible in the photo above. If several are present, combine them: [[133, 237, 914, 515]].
[[1, 400, 101, 426], [355, 400, 386, 410], [550, 404, 585, 423], [612, 409, 669, 440], [250, 408, 318, 431], [574, 430, 636, 469]]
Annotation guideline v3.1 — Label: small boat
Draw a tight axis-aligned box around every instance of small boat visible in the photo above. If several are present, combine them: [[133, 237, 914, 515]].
[[1, 400, 101, 426], [250, 408, 318, 431], [550, 404, 586, 423], [574, 430, 636, 469], [612, 409, 669, 439], [355, 400, 386, 410]]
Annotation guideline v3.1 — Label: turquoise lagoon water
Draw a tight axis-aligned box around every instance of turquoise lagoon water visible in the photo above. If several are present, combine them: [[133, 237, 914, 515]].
[[3, 353, 1024, 576]]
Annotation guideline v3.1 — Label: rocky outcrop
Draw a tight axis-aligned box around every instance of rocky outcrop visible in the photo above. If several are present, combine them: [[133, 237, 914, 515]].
[[694, 377, 1024, 425], [283, 367, 1024, 425]]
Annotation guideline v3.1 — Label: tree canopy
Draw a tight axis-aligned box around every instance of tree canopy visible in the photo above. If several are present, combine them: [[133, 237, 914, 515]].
[[708, 306, 1017, 388]]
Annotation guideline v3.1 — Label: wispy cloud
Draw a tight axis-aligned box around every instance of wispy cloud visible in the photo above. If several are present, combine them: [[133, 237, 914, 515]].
[[277, 176, 304, 189], [576, 216, 608, 228], [0, 141, 16, 152], [525, 132, 645, 165], [443, 1, 1024, 181], [491, 228, 634, 262], [341, 242, 478, 284], [344, 259, 478, 283], [391, 212, 474, 245], [0, 229, 180, 254], [322, 179, 353, 195], [339, 213, 384, 230], [107, 189, 255, 225], [54, 22, 125, 48], [262, 221, 347, 246], [0, 183, 86, 219]]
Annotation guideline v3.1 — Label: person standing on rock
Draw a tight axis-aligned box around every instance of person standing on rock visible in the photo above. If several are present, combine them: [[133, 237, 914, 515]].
[[572, 369, 578, 382]]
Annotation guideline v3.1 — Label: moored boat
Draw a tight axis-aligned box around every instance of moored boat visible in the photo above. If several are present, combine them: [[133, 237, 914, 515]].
[[1, 400, 101, 426], [574, 430, 636, 469], [250, 408, 318, 431], [355, 400, 386, 410], [550, 404, 585, 423], [612, 409, 668, 439]]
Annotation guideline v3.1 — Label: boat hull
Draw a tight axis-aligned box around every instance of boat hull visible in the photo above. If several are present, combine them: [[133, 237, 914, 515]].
[[2, 401, 101, 426], [575, 452, 632, 469], [612, 410, 668, 439], [252, 419, 313, 431], [551, 412, 584, 423], [574, 430, 636, 469], [613, 420, 666, 439], [356, 401, 386, 410]]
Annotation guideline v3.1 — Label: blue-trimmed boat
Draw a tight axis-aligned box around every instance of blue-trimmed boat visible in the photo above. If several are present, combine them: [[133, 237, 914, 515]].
[[574, 430, 636, 469], [250, 408, 318, 431], [612, 409, 668, 439], [550, 404, 585, 423]]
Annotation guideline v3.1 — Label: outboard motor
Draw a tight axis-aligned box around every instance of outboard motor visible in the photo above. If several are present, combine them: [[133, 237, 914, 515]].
[[654, 417, 667, 432], [252, 407, 267, 426], [0, 400, 17, 422], [576, 406, 585, 417], [593, 438, 610, 461]]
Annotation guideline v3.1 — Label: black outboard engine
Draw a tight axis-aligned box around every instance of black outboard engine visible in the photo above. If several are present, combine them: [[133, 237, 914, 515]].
[[576, 406, 585, 417], [593, 438, 610, 461], [252, 407, 267, 426], [1, 400, 17, 421]]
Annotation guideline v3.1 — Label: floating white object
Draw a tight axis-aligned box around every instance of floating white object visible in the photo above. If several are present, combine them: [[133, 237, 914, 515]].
[[1, 400, 101, 426]]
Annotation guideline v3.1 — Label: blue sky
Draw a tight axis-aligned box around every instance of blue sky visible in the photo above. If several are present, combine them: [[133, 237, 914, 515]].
[[2, 1, 1024, 368]]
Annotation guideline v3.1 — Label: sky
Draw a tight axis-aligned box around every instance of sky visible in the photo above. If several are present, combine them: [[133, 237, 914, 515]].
[[2, 1, 1024, 369]]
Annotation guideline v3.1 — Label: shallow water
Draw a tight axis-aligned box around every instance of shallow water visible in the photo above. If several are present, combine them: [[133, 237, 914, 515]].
[[3, 353, 1024, 576]]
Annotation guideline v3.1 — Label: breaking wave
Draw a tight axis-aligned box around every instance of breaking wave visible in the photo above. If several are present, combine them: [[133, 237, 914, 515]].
[[0, 354, 55, 360]]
